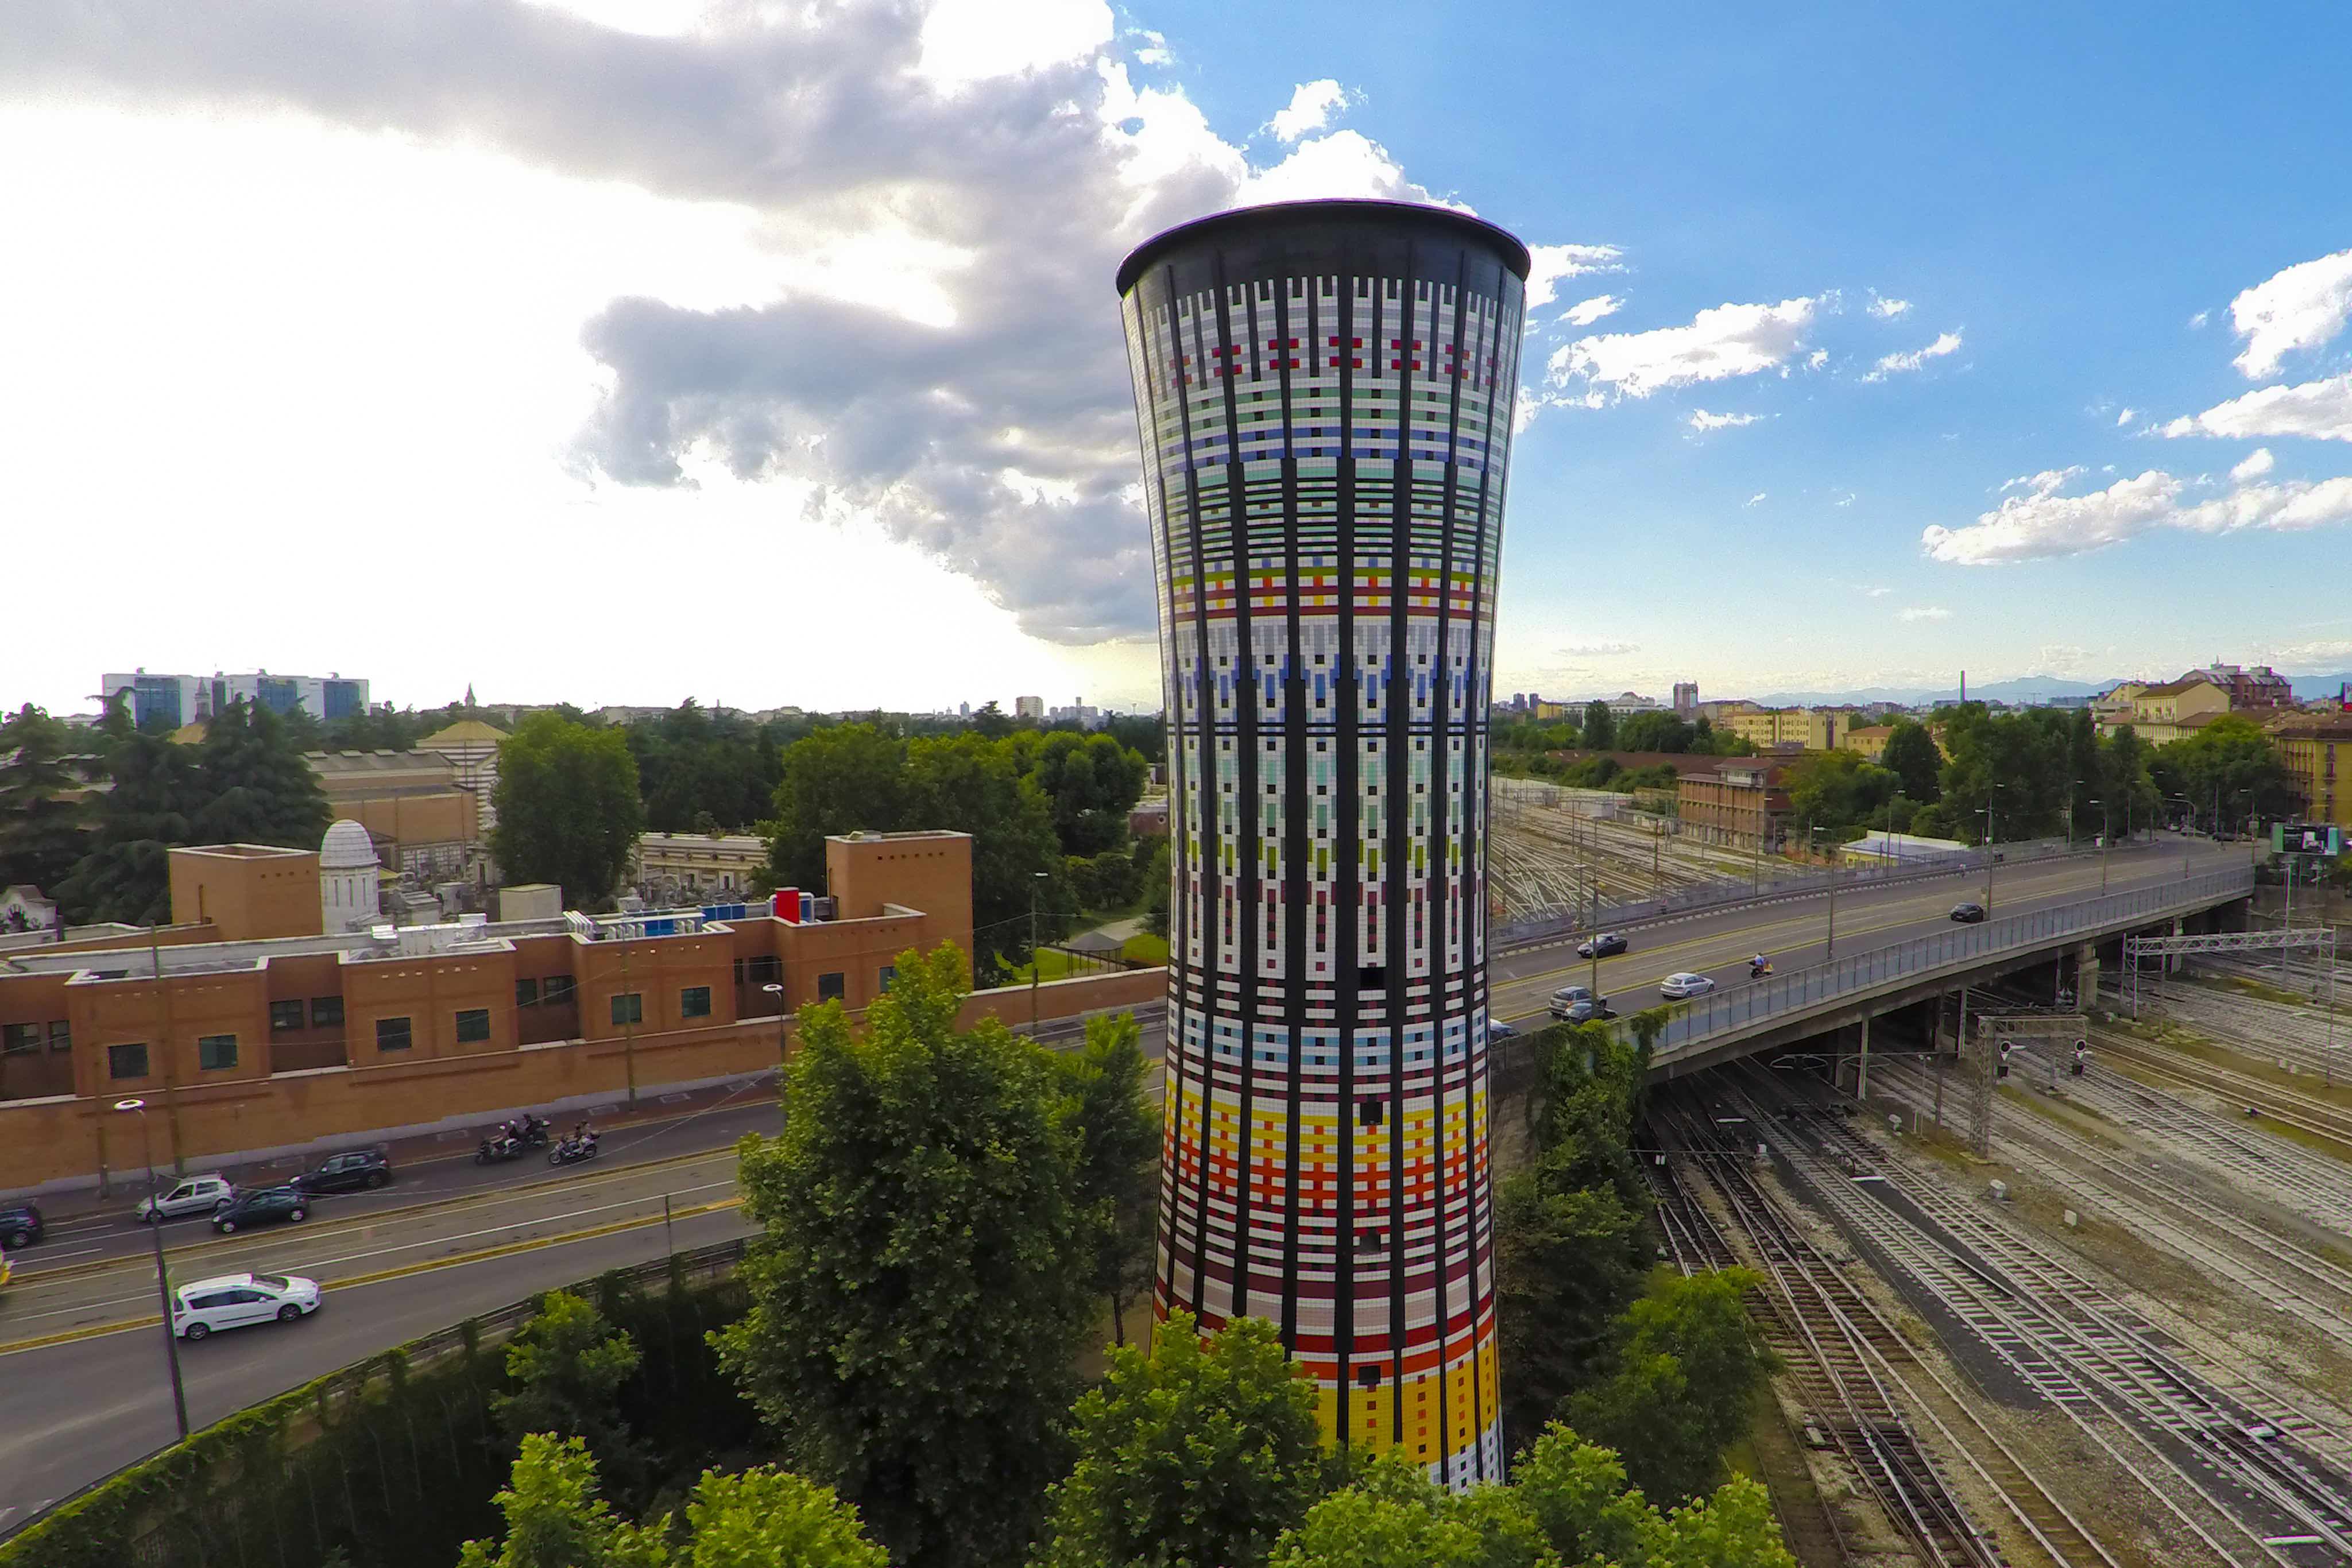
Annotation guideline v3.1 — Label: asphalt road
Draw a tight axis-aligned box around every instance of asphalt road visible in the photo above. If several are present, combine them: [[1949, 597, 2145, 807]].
[[1486, 838, 2242, 1028], [0, 837, 2243, 1531]]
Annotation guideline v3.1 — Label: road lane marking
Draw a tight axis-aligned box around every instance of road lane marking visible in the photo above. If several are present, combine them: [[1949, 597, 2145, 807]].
[[0, 1197, 748, 1358]]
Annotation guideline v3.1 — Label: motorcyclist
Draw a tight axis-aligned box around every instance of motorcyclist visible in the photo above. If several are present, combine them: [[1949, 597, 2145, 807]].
[[1749, 953, 1770, 975]]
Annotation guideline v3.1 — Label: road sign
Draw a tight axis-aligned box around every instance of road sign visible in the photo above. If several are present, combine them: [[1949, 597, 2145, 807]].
[[2274, 823, 2343, 856]]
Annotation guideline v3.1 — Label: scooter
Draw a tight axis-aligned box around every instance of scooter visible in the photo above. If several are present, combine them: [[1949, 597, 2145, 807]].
[[1748, 960, 1774, 980], [548, 1129, 601, 1167], [474, 1133, 528, 1165]]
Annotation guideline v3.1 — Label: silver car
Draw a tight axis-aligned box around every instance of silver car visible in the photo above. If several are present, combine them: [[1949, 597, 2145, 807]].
[[1659, 972, 1717, 1000], [136, 1174, 235, 1224], [172, 1272, 322, 1341]]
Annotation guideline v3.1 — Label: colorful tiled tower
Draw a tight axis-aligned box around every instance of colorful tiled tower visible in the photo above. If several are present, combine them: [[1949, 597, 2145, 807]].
[[1115, 200, 1530, 1486]]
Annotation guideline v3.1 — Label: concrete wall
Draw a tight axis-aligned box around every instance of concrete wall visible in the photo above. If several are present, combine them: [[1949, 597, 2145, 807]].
[[168, 846, 324, 941]]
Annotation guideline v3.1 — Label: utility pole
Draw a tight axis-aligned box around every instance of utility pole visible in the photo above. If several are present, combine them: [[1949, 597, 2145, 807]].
[[1980, 786, 2001, 915], [148, 927, 185, 1177], [1030, 871, 1049, 1032], [1588, 876, 1603, 999], [2091, 798, 2110, 893], [618, 921, 639, 1106]]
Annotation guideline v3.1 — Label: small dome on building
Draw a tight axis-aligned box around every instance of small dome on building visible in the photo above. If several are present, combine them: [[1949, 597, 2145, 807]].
[[322, 819, 380, 870]]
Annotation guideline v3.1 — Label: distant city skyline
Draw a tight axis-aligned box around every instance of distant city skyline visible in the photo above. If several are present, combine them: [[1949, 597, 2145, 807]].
[[3, 2, 2348, 718]]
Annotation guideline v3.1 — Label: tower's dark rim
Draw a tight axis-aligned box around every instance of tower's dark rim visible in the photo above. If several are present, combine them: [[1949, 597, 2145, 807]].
[[1115, 198, 1533, 296]]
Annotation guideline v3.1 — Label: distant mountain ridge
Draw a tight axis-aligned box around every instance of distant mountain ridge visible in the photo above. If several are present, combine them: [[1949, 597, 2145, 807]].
[[1725, 672, 2352, 707]]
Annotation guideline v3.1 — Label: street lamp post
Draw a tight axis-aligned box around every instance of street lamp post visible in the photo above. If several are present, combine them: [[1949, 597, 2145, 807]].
[[1980, 784, 2004, 915], [116, 1098, 189, 1442], [1029, 871, 1049, 1032], [761, 981, 787, 1122], [1809, 826, 1838, 960], [2090, 799, 2109, 893]]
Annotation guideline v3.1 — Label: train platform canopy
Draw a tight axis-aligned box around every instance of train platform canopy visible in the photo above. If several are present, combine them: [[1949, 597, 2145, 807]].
[[1839, 831, 1973, 864]]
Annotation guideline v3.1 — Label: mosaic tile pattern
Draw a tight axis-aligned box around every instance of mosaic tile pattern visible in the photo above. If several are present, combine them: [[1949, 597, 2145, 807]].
[[1116, 203, 1528, 1486]]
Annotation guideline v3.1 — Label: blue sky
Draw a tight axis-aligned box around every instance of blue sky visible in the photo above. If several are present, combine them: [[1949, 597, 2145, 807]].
[[2, 0, 2348, 714]]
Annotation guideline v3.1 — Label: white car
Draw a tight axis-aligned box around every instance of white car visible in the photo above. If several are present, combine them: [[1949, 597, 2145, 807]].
[[172, 1272, 322, 1340], [136, 1174, 234, 1223], [1659, 973, 1717, 1000]]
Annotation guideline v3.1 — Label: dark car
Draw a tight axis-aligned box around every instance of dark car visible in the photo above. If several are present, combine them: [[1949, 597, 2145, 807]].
[[293, 1148, 393, 1194], [1950, 902, 1987, 923], [1564, 997, 1619, 1023], [1575, 932, 1629, 959], [1487, 1019, 1519, 1043], [0, 1202, 42, 1249], [211, 1186, 311, 1234]]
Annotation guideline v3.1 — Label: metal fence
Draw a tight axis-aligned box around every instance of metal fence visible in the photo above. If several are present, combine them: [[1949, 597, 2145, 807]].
[[1492, 834, 2103, 949], [1646, 864, 2255, 1060]]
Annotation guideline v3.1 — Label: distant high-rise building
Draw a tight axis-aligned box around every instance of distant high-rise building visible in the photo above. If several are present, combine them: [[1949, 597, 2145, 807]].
[[102, 670, 369, 728], [1119, 199, 1530, 1488], [1672, 681, 1698, 716], [959, 702, 971, 719], [1013, 695, 1045, 720]]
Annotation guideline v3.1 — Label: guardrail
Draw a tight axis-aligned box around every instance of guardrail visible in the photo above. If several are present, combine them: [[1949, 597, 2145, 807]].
[[1493, 835, 2122, 948], [1647, 864, 2254, 1061]]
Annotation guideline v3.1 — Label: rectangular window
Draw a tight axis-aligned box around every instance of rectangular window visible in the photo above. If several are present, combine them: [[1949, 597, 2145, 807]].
[[48, 1020, 70, 1052], [376, 1016, 412, 1052], [198, 1033, 238, 1071], [679, 986, 711, 1019], [108, 1042, 150, 1079], [269, 1000, 306, 1032], [817, 972, 845, 1004], [455, 1008, 491, 1044], [878, 964, 896, 993], [312, 996, 345, 1028], [516, 978, 540, 1009], [610, 993, 643, 1027], [0, 1023, 37, 1054], [544, 975, 576, 1005]]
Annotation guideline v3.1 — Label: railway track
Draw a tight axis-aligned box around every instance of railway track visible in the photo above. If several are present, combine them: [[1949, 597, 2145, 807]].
[[2085, 1032, 2352, 1153], [2130, 974, 2349, 1083], [1651, 1094, 2114, 1568], [1730, 1065, 2352, 1566], [1869, 1053, 2352, 1362]]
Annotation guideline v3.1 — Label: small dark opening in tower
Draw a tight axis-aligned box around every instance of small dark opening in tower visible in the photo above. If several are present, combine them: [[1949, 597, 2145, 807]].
[[1360, 1098, 1384, 1128], [1357, 1365, 1381, 1390], [1358, 963, 1386, 990]]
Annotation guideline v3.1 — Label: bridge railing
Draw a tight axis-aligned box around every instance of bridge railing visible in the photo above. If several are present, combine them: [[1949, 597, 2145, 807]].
[[1649, 864, 2254, 1060]]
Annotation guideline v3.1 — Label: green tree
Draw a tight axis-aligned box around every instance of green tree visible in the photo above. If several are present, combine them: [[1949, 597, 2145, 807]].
[[1039, 1312, 1324, 1568], [763, 725, 911, 893], [0, 704, 91, 904], [2149, 714, 2294, 831], [971, 701, 1017, 740], [1615, 712, 1693, 754], [1781, 750, 1898, 841], [55, 706, 199, 924], [458, 1435, 886, 1568], [906, 732, 1072, 974], [492, 715, 647, 908], [1510, 1424, 1794, 1568], [1581, 701, 1616, 752], [192, 698, 332, 849], [1496, 1175, 1647, 1446], [628, 701, 784, 834], [1013, 731, 1151, 857], [494, 1291, 643, 1477], [1878, 720, 1941, 805], [1268, 1454, 1548, 1568], [1056, 1011, 1160, 1339], [1565, 1270, 1775, 1505], [715, 944, 1093, 1568]]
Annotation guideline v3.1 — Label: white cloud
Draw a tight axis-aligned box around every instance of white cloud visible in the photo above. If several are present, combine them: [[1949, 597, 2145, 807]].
[[1687, 408, 1762, 431], [2115, 407, 2136, 427], [1922, 467, 2352, 565], [1897, 606, 1952, 622], [2001, 468, 2084, 495], [1860, 585, 1892, 597], [2259, 637, 2352, 672], [1834, 493, 1855, 507], [1524, 245, 1624, 310], [1806, 349, 1828, 371], [1868, 293, 1912, 319], [1556, 641, 1640, 657], [2229, 246, 2352, 378], [1268, 78, 1354, 142], [1560, 293, 1622, 327], [2161, 374, 2352, 443], [1744, 491, 1767, 506], [1546, 296, 1819, 400], [2188, 309, 2210, 330], [917, 0, 1112, 83], [2231, 447, 2276, 482], [1862, 330, 1962, 382], [1129, 28, 1172, 65]]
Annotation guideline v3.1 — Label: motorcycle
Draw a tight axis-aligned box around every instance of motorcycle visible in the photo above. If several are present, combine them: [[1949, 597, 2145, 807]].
[[497, 1115, 551, 1149], [548, 1130, 601, 1167], [474, 1133, 527, 1166], [1747, 960, 1774, 979]]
